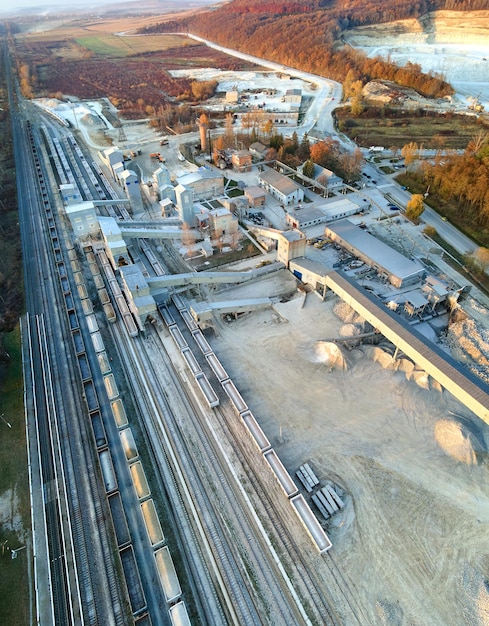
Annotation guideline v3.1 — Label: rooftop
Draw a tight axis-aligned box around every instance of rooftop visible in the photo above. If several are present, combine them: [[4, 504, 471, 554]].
[[325, 219, 424, 281], [259, 168, 301, 196]]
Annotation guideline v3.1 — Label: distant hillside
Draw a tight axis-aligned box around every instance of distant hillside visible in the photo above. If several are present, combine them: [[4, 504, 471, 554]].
[[138, 0, 489, 97]]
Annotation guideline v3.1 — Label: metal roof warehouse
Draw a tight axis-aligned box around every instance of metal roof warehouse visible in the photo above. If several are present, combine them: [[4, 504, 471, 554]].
[[325, 219, 425, 288]]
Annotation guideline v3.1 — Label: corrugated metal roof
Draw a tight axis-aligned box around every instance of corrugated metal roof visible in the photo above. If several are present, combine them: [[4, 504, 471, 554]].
[[325, 219, 424, 282]]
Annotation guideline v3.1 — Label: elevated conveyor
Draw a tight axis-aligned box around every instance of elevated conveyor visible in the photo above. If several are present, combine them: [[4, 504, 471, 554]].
[[324, 270, 489, 423]]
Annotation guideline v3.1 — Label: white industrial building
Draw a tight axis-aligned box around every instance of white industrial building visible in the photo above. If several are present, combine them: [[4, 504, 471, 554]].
[[119, 264, 157, 328], [100, 147, 124, 179], [98, 216, 130, 268], [284, 88, 302, 105], [325, 219, 425, 288], [276, 229, 307, 266], [176, 168, 224, 201], [60, 183, 82, 206], [299, 163, 343, 189], [259, 168, 304, 205], [65, 201, 99, 238], [286, 207, 326, 229], [286, 197, 362, 230]]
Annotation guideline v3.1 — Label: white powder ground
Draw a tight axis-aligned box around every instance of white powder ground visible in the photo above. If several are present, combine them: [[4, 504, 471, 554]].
[[208, 274, 489, 625]]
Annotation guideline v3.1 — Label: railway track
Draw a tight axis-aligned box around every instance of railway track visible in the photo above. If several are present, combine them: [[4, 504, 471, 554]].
[[18, 73, 371, 626], [14, 96, 130, 624], [114, 312, 318, 624]]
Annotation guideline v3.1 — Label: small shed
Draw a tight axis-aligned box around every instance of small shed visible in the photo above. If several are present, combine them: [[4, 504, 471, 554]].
[[245, 186, 267, 208], [231, 150, 252, 172], [249, 142, 268, 160]]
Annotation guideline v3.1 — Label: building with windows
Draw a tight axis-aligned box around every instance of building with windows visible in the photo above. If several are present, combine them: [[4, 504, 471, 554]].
[[259, 167, 304, 205]]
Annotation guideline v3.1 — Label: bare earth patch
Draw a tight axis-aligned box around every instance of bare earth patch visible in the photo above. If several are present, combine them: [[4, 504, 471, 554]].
[[207, 274, 489, 625]]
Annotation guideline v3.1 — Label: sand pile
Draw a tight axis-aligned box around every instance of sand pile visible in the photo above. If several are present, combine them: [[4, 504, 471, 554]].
[[81, 113, 103, 127], [333, 301, 366, 326], [434, 417, 486, 464], [339, 323, 361, 337], [313, 341, 347, 370]]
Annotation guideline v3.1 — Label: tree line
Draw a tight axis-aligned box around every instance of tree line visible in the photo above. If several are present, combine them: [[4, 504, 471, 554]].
[[419, 135, 489, 227]]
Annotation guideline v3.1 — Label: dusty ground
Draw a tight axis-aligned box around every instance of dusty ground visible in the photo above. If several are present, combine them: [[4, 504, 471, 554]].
[[205, 271, 489, 625]]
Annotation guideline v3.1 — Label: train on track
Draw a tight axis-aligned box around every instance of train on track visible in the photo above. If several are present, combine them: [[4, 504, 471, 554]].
[[160, 293, 333, 554]]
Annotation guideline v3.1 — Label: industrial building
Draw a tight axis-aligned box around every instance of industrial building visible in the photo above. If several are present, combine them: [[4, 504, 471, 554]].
[[119, 264, 157, 328], [231, 150, 252, 172], [65, 201, 99, 238], [60, 182, 82, 206], [298, 163, 343, 189], [244, 186, 267, 208], [249, 142, 268, 160], [286, 198, 362, 230], [176, 168, 225, 201], [284, 88, 302, 105], [325, 219, 425, 288], [259, 168, 304, 206], [276, 230, 307, 265], [98, 216, 130, 268]]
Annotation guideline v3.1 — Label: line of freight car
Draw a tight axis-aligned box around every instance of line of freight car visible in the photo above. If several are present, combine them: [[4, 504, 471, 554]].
[[99, 449, 118, 494], [97, 249, 110, 267], [91, 331, 105, 354], [108, 492, 131, 549], [119, 545, 147, 617], [240, 410, 271, 453], [123, 313, 139, 337], [171, 293, 186, 312], [108, 278, 121, 297], [181, 347, 202, 377], [68, 309, 80, 331], [86, 313, 99, 334], [115, 293, 129, 316], [205, 351, 229, 383], [134, 612, 152, 626], [263, 449, 299, 499], [104, 302, 117, 324], [222, 379, 248, 414], [103, 263, 115, 281], [169, 601, 191, 626], [60, 275, 70, 294], [179, 308, 198, 332], [72, 329, 85, 355], [290, 495, 332, 554], [77, 352, 92, 382], [90, 410, 108, 450], [81, 298, 93, 316], [154, 546, 181, 604], [83, 379, 100, 412], [168, 325, 188, 351], [195, 373, 219, 408], [191, 329, 213, 357], [140, 499, 165, 548], [158, 305, 176, 328]]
